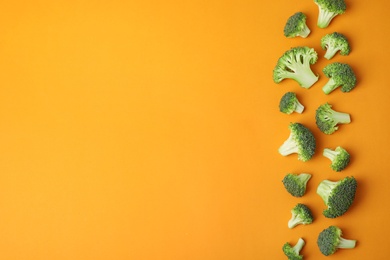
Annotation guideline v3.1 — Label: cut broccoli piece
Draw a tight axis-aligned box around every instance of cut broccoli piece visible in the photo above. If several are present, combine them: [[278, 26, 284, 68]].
[[284, 12, 311, 38], [278, 123, 316, 162], [321, 32, 350, 59], [317, 176, 357, 218], [322, 62, 357, 94], [282, 173, 311, 197], [288, 203, 314, 228], [314, 0, 346, 28], [279, 92, 305, 114], [317, 226, 357, 256], [323, 146, 350, 172], [273, 47, 319, 89], [283, 238, 305, 260], [315, 103, 351, 134]]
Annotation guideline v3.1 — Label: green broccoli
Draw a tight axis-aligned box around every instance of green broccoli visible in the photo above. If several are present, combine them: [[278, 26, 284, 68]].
[[273, 47, 319, 89], [317, 226, 357, 256], [323, 146, 350, 172], [317, 176, 357, 218], [284, 12, 311, 38], [314, 0, 346, 28], [279, 92, 305, 114], [322, 62, 357, 94], [321, 32, 350, 59], [283, 238, 305, 260], [282, 173, 311, 197], [288, 203, 314, 229], [278, 123, 316, 162], [315, 103, 351, 134]]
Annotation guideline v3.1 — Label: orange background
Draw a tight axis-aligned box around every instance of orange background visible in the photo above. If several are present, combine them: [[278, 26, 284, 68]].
[[0, 0, 389, 259]]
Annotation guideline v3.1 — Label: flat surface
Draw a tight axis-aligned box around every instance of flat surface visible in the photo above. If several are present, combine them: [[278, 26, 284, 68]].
[[0, 0, 389, 259]]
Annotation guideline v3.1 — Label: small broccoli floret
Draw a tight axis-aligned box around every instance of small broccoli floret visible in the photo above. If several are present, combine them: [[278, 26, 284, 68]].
[[321, 32, 350, 59], [284, 12, 311, 38], [288, 203, 314, 229], [323, 146, 350, 171], [279, 92, 305, 114], [317, 226, 357, 256], [317, 176, 357, 218], [282, 173, 312, 197], [322, 62, 357, 94], [273, 47, 319, 89], [314, 0, 346, 28], [315, 103, 351, 134], [278, 123, 316, 162], [283, 238, 305, 260]]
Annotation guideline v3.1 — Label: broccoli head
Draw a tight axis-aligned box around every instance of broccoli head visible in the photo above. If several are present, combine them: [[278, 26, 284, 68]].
[[284, 12, 311, 38], [283, 238, 305, 260], [279, 92, 305, 114], [314, 0, 346, 28], [321, 32, 350, 59], [288, 203, 314, 229], [315, 103, 351, 134], [282, 173, 311, 197], [273, 47, 319, 89], [317, 176, 357, 218], [278, 123, 316, 162], [323, 146, 350, 171], [317, 226, 357, 256], [322, 62, 357, 94]]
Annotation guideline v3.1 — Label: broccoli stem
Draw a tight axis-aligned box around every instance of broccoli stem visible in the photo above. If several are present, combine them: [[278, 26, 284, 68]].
[[322, 78, 338, 94], [332, 110, 351, 124], [324, 47, 339, 60], [317, 180, 338, 204], [317, 8, 338, 28], [295, 101, 304, 113], [323, 148, 337, 161], [338, 237, 357, 249], [278, 133, 299, 156], [290, 67, 318, 89], [300, 25, 311, 38], [294, 238, 305, 253]]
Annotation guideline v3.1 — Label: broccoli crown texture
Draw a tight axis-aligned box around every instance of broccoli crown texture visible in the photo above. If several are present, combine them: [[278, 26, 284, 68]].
[[314, 0, 346, 28], [282, 173, 312, 197], [288, 203, 314, 228], [317, 226, 357, 256], [321, 32, 350, 59], [279, 92, 305, 114], [284, 12, 311, 38], [273, 47, 319, 89], [315, 103, 351, 134], [317, 176, 357, 218], [283, 238, 305, 260], [278, 123, 316, 162], [323, 146, 350, 171], [322, 62, 357, 94]]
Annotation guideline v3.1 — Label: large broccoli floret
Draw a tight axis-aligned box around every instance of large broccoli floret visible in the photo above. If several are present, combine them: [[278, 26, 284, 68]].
[[279, 92, 305, 114], [282, 173, 311, 197], [322, 62, 357, 94], [288, 203, 314, 229], [317, 226, 357, 256], [314, 0, 346, 28], [284, 12, 311, 38], [273, 47, 319, 89], [283, 238, 305, 260], [323, 146, 350, 172], [321, 32, 350, 59], [278, 123, 316, 162], [317, 176, 357, 218], [315, 103, 351, 135]]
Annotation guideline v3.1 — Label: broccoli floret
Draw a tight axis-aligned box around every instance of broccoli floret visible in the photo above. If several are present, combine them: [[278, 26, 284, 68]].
[[273, 47, 319, 89], [284, 12, 311, 38], [323, 146, 350, 171], [314, 0, 346, 28], [282, 173, 311, 197], [279, 92, 305, 114], [278, 123, 316, 162], [322, 62, 357, 94], [283, 238, 305, 260], [288, 203, 314, 228], [317, 226, 357, 256], [321, 32, 350, 59], [317, 176, 357, 218], [315, 103, 351, 134]]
